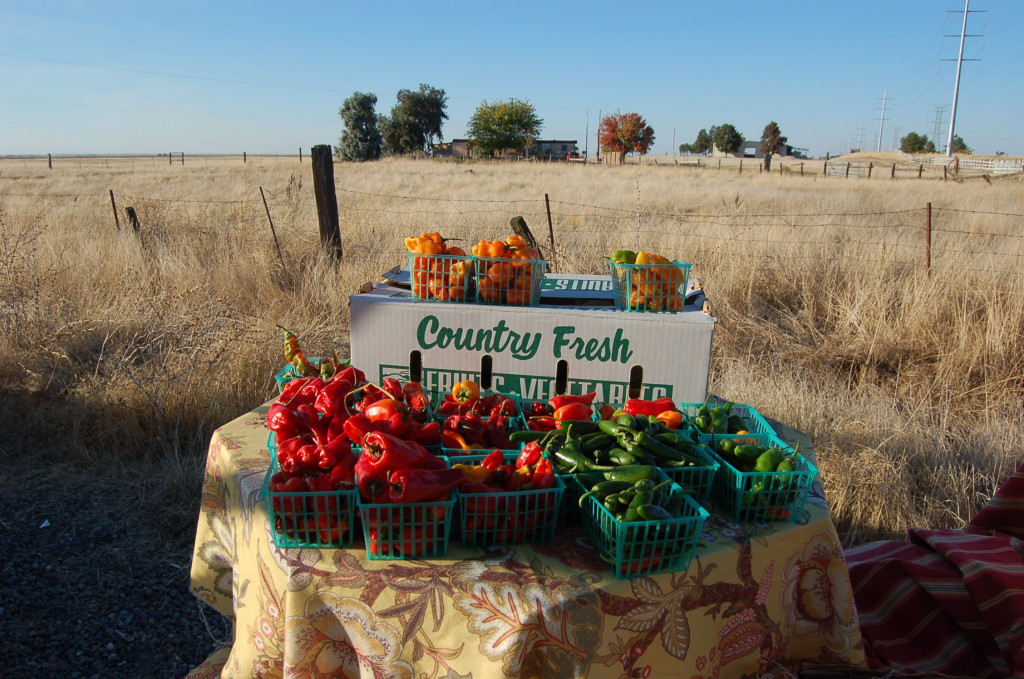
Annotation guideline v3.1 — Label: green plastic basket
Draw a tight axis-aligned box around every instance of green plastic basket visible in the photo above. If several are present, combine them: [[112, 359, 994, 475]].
[[705, 433, 818, 523], [653, 441, 721, 504], [678, 401, 778, 442], [578, 474, 708, 579], [474, 255, 547, 306], [358, 497, 456, 560], [458, 474, 565, 547], [407, 252, 475, 303], [609, 259, 691, 312], [261, 454, 359, 549]]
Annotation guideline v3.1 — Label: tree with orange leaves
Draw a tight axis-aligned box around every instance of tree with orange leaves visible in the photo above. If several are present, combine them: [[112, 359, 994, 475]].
[[599, 112, 656, 158]]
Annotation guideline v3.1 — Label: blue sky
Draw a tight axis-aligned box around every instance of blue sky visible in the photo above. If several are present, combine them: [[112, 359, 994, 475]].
[[2, 1, 1022, 158]]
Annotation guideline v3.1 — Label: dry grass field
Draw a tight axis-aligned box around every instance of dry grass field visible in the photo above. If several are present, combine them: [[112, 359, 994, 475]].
[[0, 153, 1021, 553]]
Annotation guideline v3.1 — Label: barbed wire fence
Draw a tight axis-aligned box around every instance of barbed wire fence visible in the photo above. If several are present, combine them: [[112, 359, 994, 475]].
[[2, 186, 1022, 291]]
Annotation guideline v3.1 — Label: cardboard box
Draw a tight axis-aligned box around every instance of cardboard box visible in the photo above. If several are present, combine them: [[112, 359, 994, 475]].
[[349, 273, 715, 405]]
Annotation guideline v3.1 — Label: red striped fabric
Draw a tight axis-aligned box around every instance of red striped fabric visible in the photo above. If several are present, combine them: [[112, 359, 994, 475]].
[[844, 463, 1024, 677]]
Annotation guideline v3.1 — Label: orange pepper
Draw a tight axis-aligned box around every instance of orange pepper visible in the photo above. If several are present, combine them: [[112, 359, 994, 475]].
[[404, 235, 443, 255], [478, 276, 502, 302], [473, 240, 510, 258], [429, 275, 451, 301], [655, 410, 683, 429], [487, 260, 515, 287], [505, 234, 529, 250], [505, 287, 532, 305], [421, 232, 446, 249]]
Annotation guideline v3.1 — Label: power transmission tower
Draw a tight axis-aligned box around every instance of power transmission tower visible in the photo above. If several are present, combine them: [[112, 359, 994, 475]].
[[943, 0, 984, 157], [875, 88, 891, 152], [932, 105, 948, 149]]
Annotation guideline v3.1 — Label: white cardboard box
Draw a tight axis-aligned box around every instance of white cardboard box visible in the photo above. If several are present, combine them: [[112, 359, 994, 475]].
[[349, 273, 715, 405]]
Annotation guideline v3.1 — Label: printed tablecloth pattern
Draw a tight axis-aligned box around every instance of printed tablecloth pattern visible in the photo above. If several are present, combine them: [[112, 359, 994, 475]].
[[188, 404, 864, 679]]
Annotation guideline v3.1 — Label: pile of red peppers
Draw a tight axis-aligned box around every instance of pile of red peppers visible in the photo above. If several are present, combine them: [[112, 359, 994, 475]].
[[523, 391, 600, 431], [354, 431, 467, 557], [453, 448, 558, 544], [265, 365, 445, 545]]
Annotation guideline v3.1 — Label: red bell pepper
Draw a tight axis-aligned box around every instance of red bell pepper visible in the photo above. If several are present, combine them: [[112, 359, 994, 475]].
[[405, 420, 440, 446], [314, 375, 355, 419], [623, 397, 677, 417], [266, 403, 301, 436], [389, 468, 466, 503], [279, 376, 315, 405], [548, 392, 597, 411], [552, 402, 594, 422], [382, 377, 404, 401], [517, 441, 543, 469], [402, 381, 431, 418], [532, 458, 556, 490], [480, 449, 504, 471], [484, 412, 513, 449], [527, 416, 557, 432], [343, 413, 375, 445], [361, 431, 443, 471], [354, 455, 390, 502], [296, 404, 328, 444]]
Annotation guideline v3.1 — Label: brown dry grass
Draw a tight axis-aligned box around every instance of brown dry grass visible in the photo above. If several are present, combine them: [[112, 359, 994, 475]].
[[1, 154, 1021, 548]]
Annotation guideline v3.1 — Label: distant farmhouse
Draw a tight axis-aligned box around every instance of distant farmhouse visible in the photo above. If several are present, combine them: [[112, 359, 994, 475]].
[[715, 141, 807, 159], [433, 139, 579, 160]]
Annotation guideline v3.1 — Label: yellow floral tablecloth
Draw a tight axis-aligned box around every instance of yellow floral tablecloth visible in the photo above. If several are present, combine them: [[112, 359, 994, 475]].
[[188, 404, 864, 679]]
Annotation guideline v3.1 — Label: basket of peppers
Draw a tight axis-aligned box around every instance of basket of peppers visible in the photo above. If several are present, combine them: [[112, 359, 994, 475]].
[[405, 231, 474, 302], [575, 465, 709, 578], [473, 235, 547, 306], [355, 431, 465, 560], [434, 380, 524, 454], [263, 364, 370, 548], [451, 448, 562, 547], [608, 250, 691, 312]]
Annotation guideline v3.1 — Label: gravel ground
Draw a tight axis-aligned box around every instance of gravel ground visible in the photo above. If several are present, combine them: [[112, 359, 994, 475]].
[[0, 477, 230, 679]]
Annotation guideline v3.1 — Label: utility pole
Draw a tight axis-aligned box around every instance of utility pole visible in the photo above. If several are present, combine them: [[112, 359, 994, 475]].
[[673, 127, 677, 155], [944, 0, 983, 157], [876, 88, 889, 153], [596, 109, 601, 161], [585, 111, 589, 158]]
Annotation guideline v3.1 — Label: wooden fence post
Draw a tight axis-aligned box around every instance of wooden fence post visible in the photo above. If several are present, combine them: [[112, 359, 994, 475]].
[[918, 165, 923, 179], [243, 152, 247, 163], [868, 162, 873, 179], [299, 148, 303, 162], [109, 190, 121, 231], [181, 152, 185, 165], [48, 153, 52, 169], [891, 164, 896, 179], [543, 194, 556, 268], [311, 144, 343, 261], [925, 202, 932, 276], [845, 162, 850, 178], [260, 186, 285, 267], [823, 162, 828, 177], [169, 153, 172, 165], [738, 158, 742, 174], [800, 162, 804, 176], [125, 206, 140, 234]]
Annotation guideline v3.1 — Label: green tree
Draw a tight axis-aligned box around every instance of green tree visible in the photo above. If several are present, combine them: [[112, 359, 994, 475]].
[[759, 121, 788, 171], [712, 124, 743, 155], [599, 112, 655, 156], [467, 98, 542, 158], [951, 135, 972, 154], [900, 131, 935, 154], [691, 128, 712, 155], [380, 83, 448, 156], [337, 92, 382, 161]]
